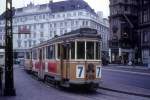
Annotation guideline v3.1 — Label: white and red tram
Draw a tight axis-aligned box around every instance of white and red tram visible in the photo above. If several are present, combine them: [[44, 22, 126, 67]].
[[24, 28, 102, 89]]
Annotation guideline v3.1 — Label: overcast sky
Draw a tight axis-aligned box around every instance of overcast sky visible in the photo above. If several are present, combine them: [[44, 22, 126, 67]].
[[0, 0, 109, 18]]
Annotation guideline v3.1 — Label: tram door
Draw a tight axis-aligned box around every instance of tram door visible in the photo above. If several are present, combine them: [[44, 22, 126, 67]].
[[61, 43, 70, 80], [38, 48, 44, 79]]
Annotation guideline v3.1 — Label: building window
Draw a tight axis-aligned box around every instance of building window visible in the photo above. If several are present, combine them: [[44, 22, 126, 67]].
[[67, 13, 71, 17], [29, 34, 31, 38], [29, 40, 32, 47], [82, 21, 85, 26], [54, 23, 56, 27], [78, 12, 83, 16], [60, 22, 63, 27], [63, 14, 65, 18], [85, 21, 89, 26], [0, 35, 2, 40], [125, 6, 128, 11], [24, 41, 27, 47], [40, 32, 44, 37], [73, 12, 76, 16], [60, 30, 63, 35], [49, 23, 52, 28], [76, 21, 79, 26], [40, 23, 44, 28], [124, 0, 128, 3], [34, 32, 36, 38], [18, 34, 21, 39], [65, 30, 67, 33], [50, 31, 52, 37], [34, 24, 36, 29], [43, 14, 45, 19], [33, 41, 36, 46], [18, 41, 21, 48], [57, 14, 60, 18], [71, 21, 74, 26], [25, 34, 27, 39], [65, 22, 67, 26], [143, 32, 148, 42], [54, 31, 56, 36]]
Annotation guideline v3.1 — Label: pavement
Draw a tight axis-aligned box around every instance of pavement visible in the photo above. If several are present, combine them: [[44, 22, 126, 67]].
[[0, 65, 150, 100], [104, 64, 150, 74], [100, 65, 150, 97]]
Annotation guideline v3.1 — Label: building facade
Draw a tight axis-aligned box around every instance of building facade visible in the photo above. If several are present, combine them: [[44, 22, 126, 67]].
[[138, 0, 150, 65], [109, 0, 150, 65], [0, 0, 109, 59]]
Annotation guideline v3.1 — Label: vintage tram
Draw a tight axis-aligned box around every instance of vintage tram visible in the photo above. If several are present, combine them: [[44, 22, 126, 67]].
[[24, 28, 102, 89]]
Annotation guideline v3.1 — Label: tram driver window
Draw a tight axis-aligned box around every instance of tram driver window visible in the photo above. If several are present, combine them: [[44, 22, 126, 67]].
[[71, 42, 75, 59], [47, 45, 55, 59], [86, 42, 94, 59], [57, 44, 61, 59], [77, 41, 85, 59], [26, 52, 30, 59], [96, 42, 100, 60], [32, 49, 37, 59]]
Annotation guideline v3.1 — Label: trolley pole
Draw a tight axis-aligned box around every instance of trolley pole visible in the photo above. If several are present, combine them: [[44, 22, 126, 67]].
[[3, 0, 16, 96]]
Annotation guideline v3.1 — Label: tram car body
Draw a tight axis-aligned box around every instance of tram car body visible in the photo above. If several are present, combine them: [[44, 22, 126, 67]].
[[24, 28, 102, 89]]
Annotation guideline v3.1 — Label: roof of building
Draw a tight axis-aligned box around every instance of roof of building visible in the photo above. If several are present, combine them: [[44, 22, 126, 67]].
[[48, 0, 95, 14], [0, 0, 96, 20]]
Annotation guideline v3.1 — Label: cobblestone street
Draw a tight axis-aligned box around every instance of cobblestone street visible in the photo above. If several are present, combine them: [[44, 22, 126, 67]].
[[0, 65, 149, 100]]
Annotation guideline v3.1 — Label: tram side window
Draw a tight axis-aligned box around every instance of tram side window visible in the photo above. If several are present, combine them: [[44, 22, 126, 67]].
[[86, 42, 94, 59], [57, 44, 61, 59], [32, 49, 37, 59], [71, 42, 75, 59], [62, 45, 67, 59], [77, 41, 85, 59], [47, 45, 55, 59], [26, 52, 30, 59], [42, 48, 45, 59], [96, 42, 100, 60]]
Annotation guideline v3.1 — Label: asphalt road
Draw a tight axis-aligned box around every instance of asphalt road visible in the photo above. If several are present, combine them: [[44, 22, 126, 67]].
[[102, 67, 150, 90], [0, 65, 149, 100]]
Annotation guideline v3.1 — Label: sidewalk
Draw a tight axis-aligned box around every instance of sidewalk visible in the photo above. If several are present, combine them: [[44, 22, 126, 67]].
[[103, 64, 150, 74], [100, 81, 150, 97]]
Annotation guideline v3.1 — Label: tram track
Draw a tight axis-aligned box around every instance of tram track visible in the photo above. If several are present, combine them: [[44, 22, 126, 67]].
[[26, 69, 150, 99]]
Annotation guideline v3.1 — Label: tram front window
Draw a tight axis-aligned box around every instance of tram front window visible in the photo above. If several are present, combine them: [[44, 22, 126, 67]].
[[96, 42, 100, 60], [26, 52, 30, 59], [77, 41, 85, 59], [71, 42, 75, 59], [32, 49, 37, 60], [86, 42, 94, 59]]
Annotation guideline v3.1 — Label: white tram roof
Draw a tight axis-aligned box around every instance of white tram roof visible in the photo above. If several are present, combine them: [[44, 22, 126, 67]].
[[31, 28, 101, 49]]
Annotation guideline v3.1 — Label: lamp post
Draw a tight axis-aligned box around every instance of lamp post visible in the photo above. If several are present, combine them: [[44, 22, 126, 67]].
[[4, 0, 16, 96]]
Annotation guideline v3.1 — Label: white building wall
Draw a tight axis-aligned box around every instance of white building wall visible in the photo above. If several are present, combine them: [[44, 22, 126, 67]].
[[0, 2, 109, 55]]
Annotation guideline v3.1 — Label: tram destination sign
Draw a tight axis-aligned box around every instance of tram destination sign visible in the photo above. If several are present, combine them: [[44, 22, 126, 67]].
[[80, 28, 97, 34]]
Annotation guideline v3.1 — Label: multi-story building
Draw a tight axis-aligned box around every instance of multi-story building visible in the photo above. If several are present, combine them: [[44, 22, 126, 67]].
[[138, 0, 150, 65], [109, 0, 150, 65], [0, 0, 109, 59]]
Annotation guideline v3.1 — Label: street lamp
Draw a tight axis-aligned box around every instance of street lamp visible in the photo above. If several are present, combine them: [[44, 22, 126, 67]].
[[4, 0, 16, 96]]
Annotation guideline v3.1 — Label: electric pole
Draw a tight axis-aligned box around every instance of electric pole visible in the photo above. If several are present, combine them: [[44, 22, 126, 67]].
[[4, 0, 16, 96]]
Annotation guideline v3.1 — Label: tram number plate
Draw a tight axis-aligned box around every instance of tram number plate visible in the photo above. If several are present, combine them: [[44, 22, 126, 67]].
[[76, 65, 84, 78], [96, 66, 101, 78]]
